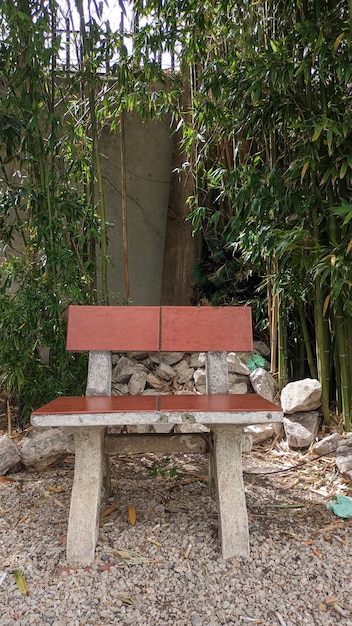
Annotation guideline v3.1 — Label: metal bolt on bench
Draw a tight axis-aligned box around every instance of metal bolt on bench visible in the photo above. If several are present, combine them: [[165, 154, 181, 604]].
[[31, 305, 283, 566]]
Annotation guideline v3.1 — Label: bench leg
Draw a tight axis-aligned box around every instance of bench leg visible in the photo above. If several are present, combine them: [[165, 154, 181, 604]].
[[66, 427, 105, 566], [211, 426, 250, 560]]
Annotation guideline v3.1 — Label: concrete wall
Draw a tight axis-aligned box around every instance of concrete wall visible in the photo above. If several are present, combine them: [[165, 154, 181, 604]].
[[101, 113, 173, 305]]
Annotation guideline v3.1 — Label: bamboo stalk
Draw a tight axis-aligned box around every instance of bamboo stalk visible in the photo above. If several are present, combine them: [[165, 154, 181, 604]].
[[297, 302, 317, 379], [335, 299, 351, 431], [314, 277, 331, 425], [120, 111, 131, 302], [277, 296, 288, 391]]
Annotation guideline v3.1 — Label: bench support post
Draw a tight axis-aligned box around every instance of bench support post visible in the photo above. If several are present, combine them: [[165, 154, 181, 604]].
[[67, 427, 105, 566], [211, 425, 250, 560]]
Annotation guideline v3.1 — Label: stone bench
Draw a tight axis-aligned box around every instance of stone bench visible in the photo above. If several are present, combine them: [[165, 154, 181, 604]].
[[31, 305, 283, 566]]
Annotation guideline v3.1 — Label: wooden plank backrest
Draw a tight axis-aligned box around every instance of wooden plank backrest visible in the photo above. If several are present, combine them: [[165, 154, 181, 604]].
[[66, 305, 253, 353], [66, 306, 160, 351]]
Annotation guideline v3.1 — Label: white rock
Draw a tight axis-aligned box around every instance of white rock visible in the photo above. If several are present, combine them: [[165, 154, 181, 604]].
[[128, 370, 147, 395], [244, 424, 275, 444], [283, 411, 320, 449], [156, 362, 175, 381], [112, 356, 135, 383], [178, 368, 195, 384], [19, 428, 74, 471], [149, 352, 185, 365], [229, 383, 248, 394], [249, 368, 277, 402], [194, 368, 206, 387], [227, 352, 251, 375], [190, 353, 206, 368], [281, 378, 321, 414]]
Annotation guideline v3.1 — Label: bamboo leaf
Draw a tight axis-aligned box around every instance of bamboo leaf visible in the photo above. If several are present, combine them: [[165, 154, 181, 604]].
[[13, 570, 28, 595], [301, 161, 310, 182], [333, 33, 345, 51], [128, 505, 136, 526], [340, 160, 348, 180], [323, 295, 330, 316], [312, 127, 323, 142], [47, 485, 66, 493]]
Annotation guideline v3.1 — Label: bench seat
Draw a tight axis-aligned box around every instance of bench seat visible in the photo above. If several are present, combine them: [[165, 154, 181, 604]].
[[32, 393, 282, 427]]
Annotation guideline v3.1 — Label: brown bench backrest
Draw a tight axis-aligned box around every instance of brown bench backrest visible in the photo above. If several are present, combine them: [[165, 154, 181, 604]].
[[66, 305, 253, 353]]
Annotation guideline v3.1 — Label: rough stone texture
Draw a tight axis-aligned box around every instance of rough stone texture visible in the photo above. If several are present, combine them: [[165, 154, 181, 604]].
[[86, 351, 111, 396], [128, 370, 148, 395], [229, 383, 248, 395], [336, 434, 352, 479], [253, 340, 271, 357], [283, 411, 320, 449], [0, 434, 21, 475], [211, 426, 249, 558], [19, 428, 74, 471], [149, 352, 185, 365], [177, 368, 195, 385], [281, 378, 321, 414], [1, 449, 351, 626], [313, 432, 345, 456], [245, 424, 276, 444], [249, 368, 277, 402], [112, 356, 136, 384], [194, 368, 206, 389], [227, 352, 251, 376], [155, 362, 175, 381], [66, 427, 106, 565]]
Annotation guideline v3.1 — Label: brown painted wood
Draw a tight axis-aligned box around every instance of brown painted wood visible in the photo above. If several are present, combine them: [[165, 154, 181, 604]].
[[160, 306, 253, 352], [33, 393, 280, 416], [66, 306, 160, 351], [159, 393, 280, 413], [32, 395, 159, 415]]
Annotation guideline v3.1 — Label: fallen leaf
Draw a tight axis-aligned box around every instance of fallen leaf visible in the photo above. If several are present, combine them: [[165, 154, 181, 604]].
[[119, 595, 135, 606], [313, 549, 322, 558], [325, 597, 340, 604], [100, 503, 119, 521], [47, 485, 66, 493], [18, 515, 28, 524], [13, 570, 28, 595], [0, 476, 14, 483], [128, 505, 136, 526], [112, 548, 149, 566], [184, 543, 192, 559]]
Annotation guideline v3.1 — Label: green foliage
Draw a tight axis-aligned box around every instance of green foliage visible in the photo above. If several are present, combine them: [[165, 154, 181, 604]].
[[0, 263, 88, 422], [149, 457, 183, 478], [132, 0, 352, 427], [0, 0, 102, 421]]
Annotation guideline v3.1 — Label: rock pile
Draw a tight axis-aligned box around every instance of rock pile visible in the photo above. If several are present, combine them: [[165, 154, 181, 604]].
[[110, 345, 273, 399], [281, 378, 322, 449]]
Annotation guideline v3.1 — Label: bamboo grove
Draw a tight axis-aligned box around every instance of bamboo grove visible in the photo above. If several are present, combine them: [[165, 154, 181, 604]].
[[132, 0, 352, 429], [1, 0, 352, 429]]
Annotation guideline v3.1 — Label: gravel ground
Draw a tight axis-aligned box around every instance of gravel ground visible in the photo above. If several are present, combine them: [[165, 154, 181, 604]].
[[1, 445, 352, 626]]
